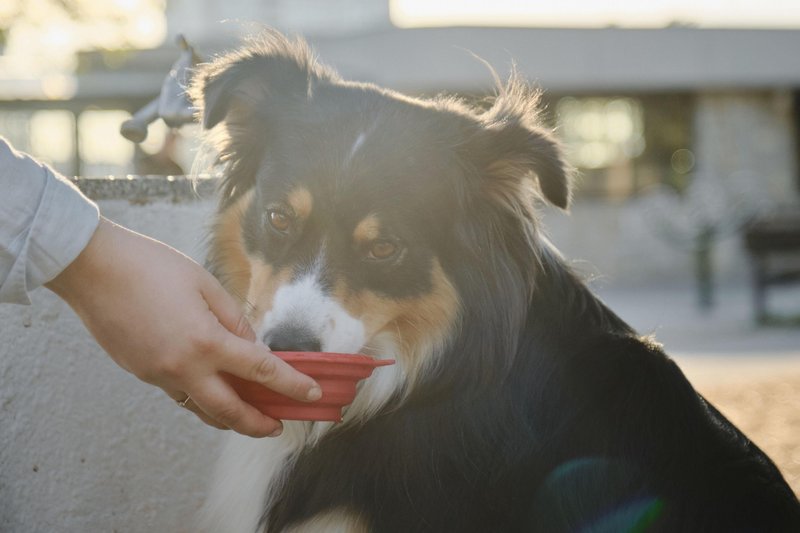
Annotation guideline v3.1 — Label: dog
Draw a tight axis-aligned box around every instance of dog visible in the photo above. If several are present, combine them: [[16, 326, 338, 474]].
[[190, 32, 800, 532]]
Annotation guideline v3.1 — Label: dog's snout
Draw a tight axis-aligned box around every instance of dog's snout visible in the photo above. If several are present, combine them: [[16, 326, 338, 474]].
[[265, 326, 322, 353]]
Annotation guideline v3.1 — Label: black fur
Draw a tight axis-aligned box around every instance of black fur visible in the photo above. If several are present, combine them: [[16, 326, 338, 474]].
[[193, 33, 800, 532], [265, 258, 800, 532]]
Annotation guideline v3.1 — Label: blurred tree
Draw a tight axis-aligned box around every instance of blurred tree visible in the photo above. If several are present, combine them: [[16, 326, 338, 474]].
[[0, 0, 166, 74], [632, 170, 769, 309]]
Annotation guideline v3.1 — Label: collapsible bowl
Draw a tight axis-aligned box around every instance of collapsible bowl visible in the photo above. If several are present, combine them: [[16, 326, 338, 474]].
[[228, 352, 394, 422]]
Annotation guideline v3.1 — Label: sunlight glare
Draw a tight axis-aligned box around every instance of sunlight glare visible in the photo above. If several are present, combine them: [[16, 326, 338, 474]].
[[30, 111, 75, 163], [79, 110, 134, 166], [128, 11, 168, 48], [0, 0, 167, 75], [390, 0, 800, 29]]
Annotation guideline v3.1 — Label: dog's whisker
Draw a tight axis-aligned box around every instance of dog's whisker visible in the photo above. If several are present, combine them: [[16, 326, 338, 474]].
[[224, 288, 257, 315], [358, 343, 386, 355]]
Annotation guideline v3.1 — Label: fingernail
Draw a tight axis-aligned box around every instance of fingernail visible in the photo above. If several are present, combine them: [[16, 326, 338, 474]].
[[269, 425, 283, 437], [307, 385, 322, 402]]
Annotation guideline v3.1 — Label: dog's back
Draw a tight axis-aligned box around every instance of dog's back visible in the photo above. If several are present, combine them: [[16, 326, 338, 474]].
[[264, 258, 800, 532]]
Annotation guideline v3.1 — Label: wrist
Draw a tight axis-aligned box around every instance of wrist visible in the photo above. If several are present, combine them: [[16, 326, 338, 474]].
[[45, 217, 115, 302]]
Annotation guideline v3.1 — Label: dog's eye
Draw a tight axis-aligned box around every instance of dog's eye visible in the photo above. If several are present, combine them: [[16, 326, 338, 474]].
[[368, 239, 399, 261], [267, 209, 293, 233]]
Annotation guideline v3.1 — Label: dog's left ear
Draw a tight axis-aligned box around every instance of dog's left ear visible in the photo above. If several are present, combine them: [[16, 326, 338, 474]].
[[470, 84, 573, 210]]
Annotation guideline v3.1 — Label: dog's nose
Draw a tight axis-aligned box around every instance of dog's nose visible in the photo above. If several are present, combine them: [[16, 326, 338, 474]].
[[265, 326, 322, 352]]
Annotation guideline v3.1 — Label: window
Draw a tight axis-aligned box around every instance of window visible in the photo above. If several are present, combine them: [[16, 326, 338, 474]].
[[554, 94, 694, 199]]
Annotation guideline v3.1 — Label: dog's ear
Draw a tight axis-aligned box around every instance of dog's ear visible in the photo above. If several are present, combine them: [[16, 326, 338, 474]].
[[190, 33, 338, 205], [470, 81, 573, 210], [190, 32, 336, 130]]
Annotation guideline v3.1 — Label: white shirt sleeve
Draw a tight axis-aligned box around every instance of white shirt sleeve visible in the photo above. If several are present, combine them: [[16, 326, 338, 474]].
[[0, 138, 100, 304]]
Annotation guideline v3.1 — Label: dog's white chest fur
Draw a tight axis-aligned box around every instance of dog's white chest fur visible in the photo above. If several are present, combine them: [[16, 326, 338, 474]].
[[199, 432, 289, 533], [199, 421, 346, 533]]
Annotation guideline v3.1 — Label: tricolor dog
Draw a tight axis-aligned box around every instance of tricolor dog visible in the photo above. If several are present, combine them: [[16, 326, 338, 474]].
[[190, 32, 800, 532]]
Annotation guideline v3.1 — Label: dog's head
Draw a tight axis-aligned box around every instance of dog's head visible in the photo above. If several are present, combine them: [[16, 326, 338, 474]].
[[192, 33, 572, 406]]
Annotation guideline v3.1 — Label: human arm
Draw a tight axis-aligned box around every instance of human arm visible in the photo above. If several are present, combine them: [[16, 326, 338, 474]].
[[1, 138, 320, 437], [0, 138, 99, 304], [45, 217, 321, 437]]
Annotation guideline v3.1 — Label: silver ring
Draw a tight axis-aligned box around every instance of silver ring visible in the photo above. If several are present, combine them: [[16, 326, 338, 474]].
[[176, 394, 191, 408]]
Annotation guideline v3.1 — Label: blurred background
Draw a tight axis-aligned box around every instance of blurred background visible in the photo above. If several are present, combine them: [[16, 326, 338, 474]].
[[1, 1, 799, 531], [2, 0, 800, 294]]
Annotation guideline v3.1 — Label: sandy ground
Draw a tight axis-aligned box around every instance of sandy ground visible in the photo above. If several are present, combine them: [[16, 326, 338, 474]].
[[599, 285, 800, 496], [678, 357, 800, 496]]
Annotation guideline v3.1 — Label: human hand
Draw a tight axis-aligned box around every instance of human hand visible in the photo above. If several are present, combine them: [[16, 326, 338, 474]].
[[46, 217, 320, 437]]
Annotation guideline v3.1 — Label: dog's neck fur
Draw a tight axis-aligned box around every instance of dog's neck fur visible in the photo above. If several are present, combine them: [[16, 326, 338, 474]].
[[198, 225, 638, 533], [530, 245, 634, 340], [260, 246, 637, 532]]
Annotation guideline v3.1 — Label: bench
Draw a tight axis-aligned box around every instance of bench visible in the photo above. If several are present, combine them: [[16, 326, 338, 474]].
[[743, 207, 800, 323]]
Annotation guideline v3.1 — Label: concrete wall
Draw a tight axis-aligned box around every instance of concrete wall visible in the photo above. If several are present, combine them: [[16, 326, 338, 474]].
[[0, 197, 224, 533]]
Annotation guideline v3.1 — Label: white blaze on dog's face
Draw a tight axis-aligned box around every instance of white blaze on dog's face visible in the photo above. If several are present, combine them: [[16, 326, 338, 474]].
[[257, 257, 368, 354]]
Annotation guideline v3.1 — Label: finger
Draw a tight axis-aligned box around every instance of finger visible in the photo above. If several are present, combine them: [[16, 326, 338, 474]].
[[218, 334, 322, 402], [188, 377, 284, 438], [167, 391, 228, 430], [201, 276, 256, 342]]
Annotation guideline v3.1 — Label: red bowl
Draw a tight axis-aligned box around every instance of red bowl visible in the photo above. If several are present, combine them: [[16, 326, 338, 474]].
[[227, 352, 395, 422]]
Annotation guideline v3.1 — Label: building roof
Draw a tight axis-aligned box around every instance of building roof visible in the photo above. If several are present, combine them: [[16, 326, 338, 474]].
[[1, 26, 799, 105], [310, 26, 800, 93]]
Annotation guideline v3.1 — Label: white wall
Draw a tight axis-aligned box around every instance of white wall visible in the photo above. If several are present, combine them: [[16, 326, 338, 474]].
[[0, 199, 224, 533], [165, 0, 390, 44]]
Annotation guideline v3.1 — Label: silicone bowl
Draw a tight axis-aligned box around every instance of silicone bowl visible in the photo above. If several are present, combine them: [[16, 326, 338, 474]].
[[228, 352, 395, 422]]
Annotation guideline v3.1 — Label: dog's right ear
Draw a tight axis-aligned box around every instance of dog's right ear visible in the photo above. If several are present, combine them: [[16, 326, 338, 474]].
[[462, 77, 573, 211], [190, 32, 336, 130]]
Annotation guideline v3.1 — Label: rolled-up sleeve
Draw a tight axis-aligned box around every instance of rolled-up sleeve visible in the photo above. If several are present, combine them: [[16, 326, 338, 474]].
[[0, 138, 99, 304]]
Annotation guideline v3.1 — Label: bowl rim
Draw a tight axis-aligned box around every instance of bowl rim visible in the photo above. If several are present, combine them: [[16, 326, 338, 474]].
[[274, 351, 395, 367]]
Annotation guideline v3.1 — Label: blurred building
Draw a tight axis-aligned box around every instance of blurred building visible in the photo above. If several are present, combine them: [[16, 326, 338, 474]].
[[1, 0, 799, 285], [1, 2, 798, 196]]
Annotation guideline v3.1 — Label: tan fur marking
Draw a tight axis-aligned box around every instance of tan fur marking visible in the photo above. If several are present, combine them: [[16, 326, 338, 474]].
[[352, 214, 381, 245], [284, 508, 369, 533], [247, 262, 292, 325], [288, 187, 313, 220], [334, 259, 459, 379], [208, 191, 254, 303]]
